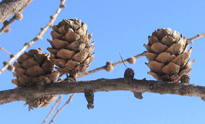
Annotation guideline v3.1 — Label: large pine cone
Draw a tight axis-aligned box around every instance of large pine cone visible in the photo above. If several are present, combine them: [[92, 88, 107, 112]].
[[47, 18, 95, 78], [144, 28, 194, 82], [12, 48, 60, 109]]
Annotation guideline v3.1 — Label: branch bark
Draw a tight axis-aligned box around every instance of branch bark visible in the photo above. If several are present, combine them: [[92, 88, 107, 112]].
[[1, 78, 205, 105], [0, 0, 32, 24]]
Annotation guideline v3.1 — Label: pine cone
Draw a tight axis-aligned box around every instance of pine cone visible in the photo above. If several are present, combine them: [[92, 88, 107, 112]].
[[47, 18, 95, 78], [12, 48, 60, 109], [144, 28, 194, 82], [12, 48, 60, 87]]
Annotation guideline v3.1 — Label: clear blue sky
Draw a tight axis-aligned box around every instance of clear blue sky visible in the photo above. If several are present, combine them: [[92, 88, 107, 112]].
[[1, 0, 205, 124]]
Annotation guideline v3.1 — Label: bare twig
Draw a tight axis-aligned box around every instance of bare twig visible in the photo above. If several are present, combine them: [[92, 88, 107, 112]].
[[187, 33, 205, 43], [0, 46, 12, 55], [49, 93, 75, 124], [77, 51, 147, 78], [42, 96, 62, 124], [0, 0, 66, 75]]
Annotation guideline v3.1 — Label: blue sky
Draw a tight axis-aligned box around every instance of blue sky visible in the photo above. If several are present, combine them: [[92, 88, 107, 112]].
[[0, 0, 205, 124]]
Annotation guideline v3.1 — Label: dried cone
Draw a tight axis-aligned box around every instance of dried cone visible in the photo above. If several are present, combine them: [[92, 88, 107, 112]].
[[144, 28, 194, 82], [47, 18, 95, 78], [12, 48, 60, 109]]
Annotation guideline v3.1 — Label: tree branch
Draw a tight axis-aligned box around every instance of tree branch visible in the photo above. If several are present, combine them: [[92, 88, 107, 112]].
[[0, 0, 32, 24], [1, 78, 205, 105], [0, 0, 66, 75]]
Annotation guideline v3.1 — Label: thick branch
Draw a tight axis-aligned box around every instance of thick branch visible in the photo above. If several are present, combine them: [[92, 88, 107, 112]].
[[1, 78, 205, 105], [0, 0, 32, 24]]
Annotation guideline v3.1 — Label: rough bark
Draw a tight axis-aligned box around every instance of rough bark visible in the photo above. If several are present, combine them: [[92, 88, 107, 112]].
[[1, 78, 205, 105], [0, 0, 32, 24]]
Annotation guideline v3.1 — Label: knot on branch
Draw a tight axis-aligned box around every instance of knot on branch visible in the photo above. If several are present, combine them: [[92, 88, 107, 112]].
[[84, 90, 94, 109]]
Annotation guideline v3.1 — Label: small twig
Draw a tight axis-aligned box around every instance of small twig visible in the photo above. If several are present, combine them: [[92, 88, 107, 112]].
[[77, 51, 147, 78], [42, 96, 62, 124], [0, 15, 15, 35], [49, 93, 75, 124], [0, 0, 66, 75], [187, 33, 205, 43], [0, 46, 12, 55]]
